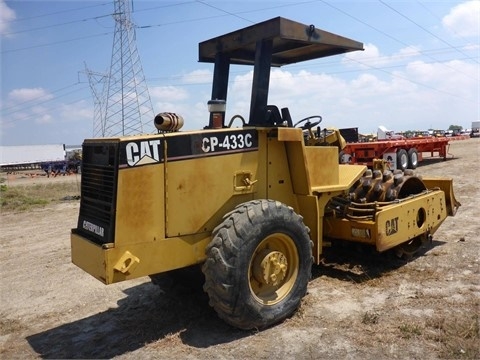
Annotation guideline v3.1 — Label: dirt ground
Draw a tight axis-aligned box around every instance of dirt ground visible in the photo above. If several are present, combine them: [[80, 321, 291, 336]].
[[1, 138, 479, 359]]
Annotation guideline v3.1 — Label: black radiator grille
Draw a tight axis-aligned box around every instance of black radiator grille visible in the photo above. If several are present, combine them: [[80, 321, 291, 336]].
[[77, 143, 118, 244]]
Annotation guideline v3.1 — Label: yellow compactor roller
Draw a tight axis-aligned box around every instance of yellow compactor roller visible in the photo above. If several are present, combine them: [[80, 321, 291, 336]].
[[71, 17, 459, 330]]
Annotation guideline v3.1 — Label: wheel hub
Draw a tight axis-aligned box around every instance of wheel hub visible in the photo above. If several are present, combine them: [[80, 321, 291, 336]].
[[253, 249, 288, 286]]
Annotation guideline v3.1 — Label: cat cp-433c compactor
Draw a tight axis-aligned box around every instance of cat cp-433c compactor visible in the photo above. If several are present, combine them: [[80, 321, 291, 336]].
[[71, 17, 459, 330]]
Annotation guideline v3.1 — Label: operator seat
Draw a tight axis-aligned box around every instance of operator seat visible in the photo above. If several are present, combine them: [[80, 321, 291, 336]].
[[265, 105, 283, 126], [265, 105, 294, 127], [281, 107, 293, 127]]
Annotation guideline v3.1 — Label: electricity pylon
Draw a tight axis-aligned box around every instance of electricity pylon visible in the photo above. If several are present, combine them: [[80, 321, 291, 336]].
[[84, 63, 109, 138], [102, 0, 154, 137]]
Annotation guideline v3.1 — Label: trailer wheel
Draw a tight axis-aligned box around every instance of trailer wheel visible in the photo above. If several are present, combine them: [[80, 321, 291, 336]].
[[202, 199, 312, 330], [407, 148, 418, 169], [397, 149, 408, 171]]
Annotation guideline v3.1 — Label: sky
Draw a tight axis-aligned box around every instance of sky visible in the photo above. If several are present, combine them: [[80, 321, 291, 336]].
[[0, 0, 479, 146]]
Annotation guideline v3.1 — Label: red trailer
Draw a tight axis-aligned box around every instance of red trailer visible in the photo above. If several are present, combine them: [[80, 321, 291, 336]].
[[340, 136, 450, 171]]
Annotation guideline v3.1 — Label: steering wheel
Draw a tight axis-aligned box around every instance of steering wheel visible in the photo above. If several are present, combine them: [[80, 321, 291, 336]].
[[294, 115, 322, 130]]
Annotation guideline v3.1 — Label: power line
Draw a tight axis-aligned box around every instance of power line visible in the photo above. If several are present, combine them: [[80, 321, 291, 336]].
[[379, 0, 479, 65], [0, 32, 113, 54], [135, 0, 322, 29], [4, 46, 475, 128], [1, 1, 261, 53], [319, 0, 477, 80], [2, 13, 113, 36], [9, 2, 111, 22], [2, 1, 477, 130], [195, 0, 254, 24], [130, 1, 196, 14], [5, 49, 474, 121], [0, 95, 93, 127], [348, 56, 476, 103], [416, 0, 474, 45], [1, 82, 83, 113], [3, 1, 197, 36], [144, 56, 477, 105], [1, 84, 90, 122]]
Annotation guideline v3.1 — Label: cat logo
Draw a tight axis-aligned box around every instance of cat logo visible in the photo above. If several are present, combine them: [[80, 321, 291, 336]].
[[126, 139, 162, 166], [386, 217, 399, 236]]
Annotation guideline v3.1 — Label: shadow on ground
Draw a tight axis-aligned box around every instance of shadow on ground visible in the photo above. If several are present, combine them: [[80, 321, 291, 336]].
[[417, 155, 458, 168], [313, 239, 447, 283], [27, 278, 248, 359], [27, 240, 447, 358]]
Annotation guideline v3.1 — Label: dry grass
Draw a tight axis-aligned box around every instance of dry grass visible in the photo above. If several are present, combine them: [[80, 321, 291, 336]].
[[146, 331, 183, 349], [0, 181, 80, 212], [398, 321, 423, 339], [362, 310, 380, 325], [0, 315, 27, 335], [425, 313, 479, 359]]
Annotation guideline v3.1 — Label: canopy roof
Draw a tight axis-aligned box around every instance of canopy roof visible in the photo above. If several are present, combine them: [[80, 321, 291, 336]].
[[199, 17, 364, 67]]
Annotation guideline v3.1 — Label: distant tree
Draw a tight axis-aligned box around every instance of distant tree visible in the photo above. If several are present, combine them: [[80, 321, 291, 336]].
[[404, 130, 414, 138], [448, 125, 463, 131], [68, 150, 82, 161]]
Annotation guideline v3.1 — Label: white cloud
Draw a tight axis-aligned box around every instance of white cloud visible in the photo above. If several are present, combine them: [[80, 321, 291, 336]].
[[222, 54, 477, 133], [59, 100, 93, 122], [149, 84, 211, 130], [443, 1, 480, 37], [0, 0, 16, 36], [462, 43, 480, 52], [344, 43, 382, 66], [405, 59, 477, 98], [231, 71, 253, 98], [344, 43, 422, 68], [1, 96, 95, 145], [181, 69, 212, 84], [397, 46, 422, 59], [149, 86, 189, 102], [8, 88, 54, 103], [33, 112, 53, 125]]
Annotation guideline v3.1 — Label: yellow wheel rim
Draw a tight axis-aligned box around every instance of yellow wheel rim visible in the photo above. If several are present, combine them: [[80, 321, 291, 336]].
[[249, 233, 299, 305]]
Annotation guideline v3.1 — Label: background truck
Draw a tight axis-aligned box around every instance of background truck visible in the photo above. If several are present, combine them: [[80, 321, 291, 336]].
[[471, 121, 480, 137], [71, 17, 459, 330]]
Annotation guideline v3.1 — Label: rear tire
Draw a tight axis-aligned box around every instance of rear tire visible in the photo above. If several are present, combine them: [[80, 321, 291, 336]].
[[407, 148, 418, 169], [202, 199, 312, 330], [397, 149, 408, 171]]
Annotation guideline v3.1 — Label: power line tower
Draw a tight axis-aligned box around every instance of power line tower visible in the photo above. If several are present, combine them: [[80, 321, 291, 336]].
[[102, 0, 154, 137], [83, 63, 109, 138]]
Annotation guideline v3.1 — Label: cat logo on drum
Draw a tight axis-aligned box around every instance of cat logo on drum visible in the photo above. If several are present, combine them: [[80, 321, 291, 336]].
[[386, 217, 399, 236]]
